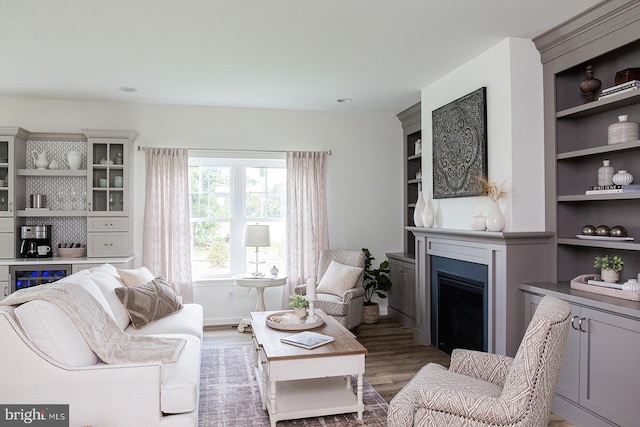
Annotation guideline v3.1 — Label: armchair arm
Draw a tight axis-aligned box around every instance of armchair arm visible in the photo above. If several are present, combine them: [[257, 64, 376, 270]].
[[449, 348, 513, 387], [416, 385, 518, 424], [343, 286, 364, 303], [388, 363, 520, 426]]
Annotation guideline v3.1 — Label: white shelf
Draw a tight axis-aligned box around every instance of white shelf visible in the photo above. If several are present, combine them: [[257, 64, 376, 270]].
[[16, 210, 86, 217], [17, 169, 86, 177]]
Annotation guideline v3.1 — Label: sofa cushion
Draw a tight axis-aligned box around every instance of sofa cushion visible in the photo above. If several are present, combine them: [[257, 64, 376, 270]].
[[115, 276, 183, 329], [15, 300, 98, 366], [88, 266, 131, 330], [153, 333, 201, 414], [58, 276, 116, 320], [117, 266, 155, 286], [125, 303, 203, 340], [316, 260, 363, 297]]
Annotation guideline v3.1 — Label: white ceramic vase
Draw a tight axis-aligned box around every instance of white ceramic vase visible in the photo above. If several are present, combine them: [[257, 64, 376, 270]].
[[422, 194, 434, 227], [598, 160, 614, 186], [470, 215, 487, 231], [612, 170, 634, 185], [622, 279, 640, 292], [414, 190, 425, 227], [485, 201, 505, 232]]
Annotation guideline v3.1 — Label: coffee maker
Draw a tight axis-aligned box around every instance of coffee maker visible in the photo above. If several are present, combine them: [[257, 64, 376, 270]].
[[20, 225, 53, 258]]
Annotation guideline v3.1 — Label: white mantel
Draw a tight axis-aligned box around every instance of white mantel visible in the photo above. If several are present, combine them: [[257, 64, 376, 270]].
[[408, 227, 553, 356]]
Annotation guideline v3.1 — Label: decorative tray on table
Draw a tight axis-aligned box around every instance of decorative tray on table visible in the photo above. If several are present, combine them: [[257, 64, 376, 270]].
[[265, 310, 325, 331]]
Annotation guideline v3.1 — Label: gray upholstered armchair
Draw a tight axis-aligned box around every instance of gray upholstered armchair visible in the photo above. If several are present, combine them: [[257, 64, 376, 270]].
[[295, 249, 365, 330], [388, 295, 571, 427]]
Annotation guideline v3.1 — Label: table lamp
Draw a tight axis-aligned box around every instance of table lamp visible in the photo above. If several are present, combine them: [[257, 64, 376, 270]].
[[243, 224, 270, 277]]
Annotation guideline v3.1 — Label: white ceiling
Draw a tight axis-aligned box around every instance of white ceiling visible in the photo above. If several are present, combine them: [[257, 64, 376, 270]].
[[1, 0, 601, 114]]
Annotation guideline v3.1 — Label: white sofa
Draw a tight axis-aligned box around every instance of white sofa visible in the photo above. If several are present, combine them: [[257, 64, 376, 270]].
[[0, 263, 203, 427]]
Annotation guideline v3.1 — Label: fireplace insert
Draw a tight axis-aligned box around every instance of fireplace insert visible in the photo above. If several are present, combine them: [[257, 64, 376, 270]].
[[430, 256, 488, 354]]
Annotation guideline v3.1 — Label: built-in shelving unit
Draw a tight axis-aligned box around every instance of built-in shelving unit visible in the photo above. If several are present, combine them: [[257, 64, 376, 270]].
[[533, 1, 640, 425], [396, 102, 421, 257], [544, 30, 640, 282]]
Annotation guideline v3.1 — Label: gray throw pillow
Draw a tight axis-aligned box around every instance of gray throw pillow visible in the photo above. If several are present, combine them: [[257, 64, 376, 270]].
[[114, 276, 183, 329]]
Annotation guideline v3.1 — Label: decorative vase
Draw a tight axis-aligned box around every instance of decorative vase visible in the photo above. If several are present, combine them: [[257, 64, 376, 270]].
[[422, 194, 434, 227], [414, 190, 425, 227], [362, 303, 379, 324], [414, 139, 422, 155], [613, 170, 634, 185], [622, 279, 640, 292], [470, 215, 487, 231], [608, 115, 639, 145], [597, 160, 614, 186], [579, 65, 601, 103], [601, 269, 619, 283], [485, 201, 505, 232]]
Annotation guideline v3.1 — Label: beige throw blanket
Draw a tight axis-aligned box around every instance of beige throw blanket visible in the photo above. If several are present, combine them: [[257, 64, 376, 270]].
[[1, 282, 185, 364]]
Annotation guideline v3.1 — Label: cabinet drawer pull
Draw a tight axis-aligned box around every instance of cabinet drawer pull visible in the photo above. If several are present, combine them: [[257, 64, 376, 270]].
[[103, 223, 114, 227], [578, 317, 587, 333], [103, 243, 114, 247], [570, 315, 579, 330]]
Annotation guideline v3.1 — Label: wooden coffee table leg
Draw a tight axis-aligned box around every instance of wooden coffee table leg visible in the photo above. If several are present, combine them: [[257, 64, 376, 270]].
[[357, 373, 363, 420], [269, 379, 277, 427]]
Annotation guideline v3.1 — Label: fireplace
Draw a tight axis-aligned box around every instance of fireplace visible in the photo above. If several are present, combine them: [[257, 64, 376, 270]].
[[430, 255, 488, 354]]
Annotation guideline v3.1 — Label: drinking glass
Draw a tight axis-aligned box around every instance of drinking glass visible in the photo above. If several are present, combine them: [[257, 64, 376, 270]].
[[55, 190, 66, 211], [69, 190, 79, 211]]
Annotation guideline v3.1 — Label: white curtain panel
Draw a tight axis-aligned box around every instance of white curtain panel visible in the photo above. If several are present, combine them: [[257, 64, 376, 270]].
[[143, 148, 194, 303], [284, 151, 329, 308]]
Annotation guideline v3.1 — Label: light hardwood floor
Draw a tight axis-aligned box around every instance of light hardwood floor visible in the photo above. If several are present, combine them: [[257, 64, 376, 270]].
[[203, 316, 573, 426]]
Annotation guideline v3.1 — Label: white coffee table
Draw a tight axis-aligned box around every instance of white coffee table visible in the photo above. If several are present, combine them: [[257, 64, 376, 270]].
[[251, 309, 367, 426]]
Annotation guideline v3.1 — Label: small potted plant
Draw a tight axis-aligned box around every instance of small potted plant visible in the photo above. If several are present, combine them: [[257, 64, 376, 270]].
[[594, 254, 623, 283], [362, 248, 392, 324], [288, 294, 309, 319]]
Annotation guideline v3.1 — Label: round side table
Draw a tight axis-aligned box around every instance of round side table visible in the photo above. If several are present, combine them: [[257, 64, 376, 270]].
[[233, 274, 287, 332]]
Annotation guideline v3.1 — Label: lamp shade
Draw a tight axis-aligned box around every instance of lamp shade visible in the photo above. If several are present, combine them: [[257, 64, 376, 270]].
[[243, 224, 270, 247]]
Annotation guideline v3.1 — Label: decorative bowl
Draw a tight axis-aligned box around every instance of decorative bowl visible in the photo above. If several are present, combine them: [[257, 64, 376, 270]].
[[470, 215, 487, 231], [57, 247, 86, 258]]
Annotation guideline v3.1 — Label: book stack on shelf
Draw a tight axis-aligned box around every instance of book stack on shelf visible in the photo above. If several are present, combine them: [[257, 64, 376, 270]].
[[599, 80, 640, 100], [585, 184, 640, 195]]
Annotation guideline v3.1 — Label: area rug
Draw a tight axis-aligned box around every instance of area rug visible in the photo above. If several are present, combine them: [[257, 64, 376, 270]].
[[198, 345, 388, 426]]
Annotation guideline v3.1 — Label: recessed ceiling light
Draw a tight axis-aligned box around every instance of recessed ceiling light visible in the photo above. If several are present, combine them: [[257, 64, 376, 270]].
[[119, 87, 138, 93], [337, 98, 353, 103]]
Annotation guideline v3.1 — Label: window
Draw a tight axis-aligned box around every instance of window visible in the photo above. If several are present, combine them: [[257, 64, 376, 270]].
[[188, 157, 286, 280]]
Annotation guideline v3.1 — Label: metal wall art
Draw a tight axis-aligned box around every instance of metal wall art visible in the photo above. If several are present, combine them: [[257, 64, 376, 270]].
[[432, 87, 487, 199]]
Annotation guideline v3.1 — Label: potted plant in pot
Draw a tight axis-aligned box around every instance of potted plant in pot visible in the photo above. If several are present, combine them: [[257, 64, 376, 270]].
[[594, 254, 623, 283], [288, 294, 309, 319], [361, 248, 392, 324]]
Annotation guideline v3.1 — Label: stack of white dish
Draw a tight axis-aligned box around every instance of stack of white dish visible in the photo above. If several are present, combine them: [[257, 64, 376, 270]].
[[608, 115, 639, 144]]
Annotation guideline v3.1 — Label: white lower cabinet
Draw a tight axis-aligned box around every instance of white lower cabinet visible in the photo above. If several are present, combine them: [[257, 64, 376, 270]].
[[524, 291, 640, 427], [87, 216, 131, 258], [87, 232, 130, 258]]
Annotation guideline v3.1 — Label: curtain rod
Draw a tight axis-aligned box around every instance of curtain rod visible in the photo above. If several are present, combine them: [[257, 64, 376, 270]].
[[137, 145, 332, 155]]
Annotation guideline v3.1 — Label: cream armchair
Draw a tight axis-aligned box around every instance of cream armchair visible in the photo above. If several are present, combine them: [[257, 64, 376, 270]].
[[295, 249, 365, 330], [388, 295, 571, 427]]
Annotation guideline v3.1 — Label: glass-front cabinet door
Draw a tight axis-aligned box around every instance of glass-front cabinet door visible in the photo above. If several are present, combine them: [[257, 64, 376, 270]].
[[0, 137, 12, 216], [85, 131, 134, 217]]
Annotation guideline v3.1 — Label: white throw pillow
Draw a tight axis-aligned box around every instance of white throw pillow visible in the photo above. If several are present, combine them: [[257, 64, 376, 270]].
[[316, 261, 363, 297], [117, 267, 155, 286], [15, 300, 99, 366], [89, 270, 131, 330]]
